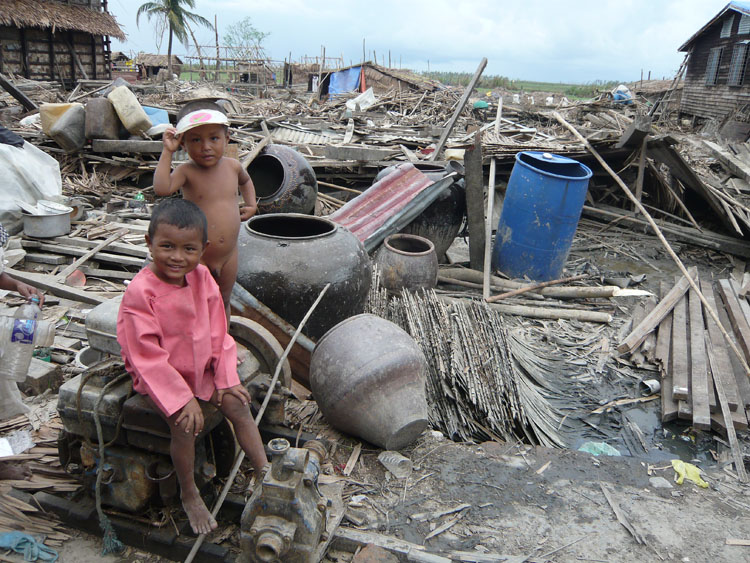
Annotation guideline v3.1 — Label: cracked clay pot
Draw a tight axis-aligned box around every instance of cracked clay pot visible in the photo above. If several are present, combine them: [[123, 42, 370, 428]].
[[246, 144, 318, 214]]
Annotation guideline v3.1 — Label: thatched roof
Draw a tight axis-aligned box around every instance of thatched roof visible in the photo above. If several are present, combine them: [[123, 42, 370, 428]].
[[0, 0, 125, 40], [137, 54, 183, 67]]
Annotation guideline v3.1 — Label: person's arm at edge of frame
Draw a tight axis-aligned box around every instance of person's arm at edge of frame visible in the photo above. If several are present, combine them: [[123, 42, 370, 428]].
[[0, 272, 45, 306], [153, 127, 187, 196]]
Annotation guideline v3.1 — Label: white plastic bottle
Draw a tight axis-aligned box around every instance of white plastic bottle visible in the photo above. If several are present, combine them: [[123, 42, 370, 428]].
[[0, 297, 55, 382]]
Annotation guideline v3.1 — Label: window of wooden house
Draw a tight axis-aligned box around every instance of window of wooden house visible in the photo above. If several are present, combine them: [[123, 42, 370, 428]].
[[740, 14, 750, 34], [722, 15, 735, 38], [729, 43, 749, 85], [706, 46, 724, 85]]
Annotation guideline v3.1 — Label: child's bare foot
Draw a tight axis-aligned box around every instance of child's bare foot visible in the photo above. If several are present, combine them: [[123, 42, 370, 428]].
[[0, 461, 31, 480], [182, 492, 217, 535]]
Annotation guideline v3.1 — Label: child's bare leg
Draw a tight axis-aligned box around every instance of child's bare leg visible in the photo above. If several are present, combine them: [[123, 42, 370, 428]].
[[216, 249, 238, 328], [211, 393, 268, 472], [146, 396, 217, 535], [205, 249, 238, 329]]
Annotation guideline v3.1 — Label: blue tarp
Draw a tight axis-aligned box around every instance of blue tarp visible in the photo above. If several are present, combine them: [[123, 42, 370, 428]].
[[329, 67, 361, 95]]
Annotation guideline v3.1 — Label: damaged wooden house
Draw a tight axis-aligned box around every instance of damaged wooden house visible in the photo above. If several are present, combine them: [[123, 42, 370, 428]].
[[0, 0, 125, 86], [679, 0, 750, 124]]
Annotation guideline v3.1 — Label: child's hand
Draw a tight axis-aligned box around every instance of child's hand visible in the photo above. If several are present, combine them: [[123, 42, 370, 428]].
[[216, 384, 252, 407], [162, 127, 181, 153], [175, 398, 204, 436], [239, 206, 257, 221]]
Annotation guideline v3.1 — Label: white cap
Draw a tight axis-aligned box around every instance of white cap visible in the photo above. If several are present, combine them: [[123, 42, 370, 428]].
[[175, 109, 228, 135]]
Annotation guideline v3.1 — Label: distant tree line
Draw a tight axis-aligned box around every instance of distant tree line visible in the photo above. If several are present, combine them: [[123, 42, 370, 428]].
[[420, 71, 620, 98]]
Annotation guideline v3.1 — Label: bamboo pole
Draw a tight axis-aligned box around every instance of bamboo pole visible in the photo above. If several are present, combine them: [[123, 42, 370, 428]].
[[553, 111, 750, 377], [486, 273, 589, 302], [482, 97, 502, 300]]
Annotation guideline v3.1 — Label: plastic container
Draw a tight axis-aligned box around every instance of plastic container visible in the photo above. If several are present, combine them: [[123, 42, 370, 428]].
[[492, 151, 592, 281], [85, 97, 120, 140], [0, 298, 55, 382], [49, 103, 85, 152], [85, 294, 122, 354], [40, 103, 80, 135], [107, 85, 152, 134]]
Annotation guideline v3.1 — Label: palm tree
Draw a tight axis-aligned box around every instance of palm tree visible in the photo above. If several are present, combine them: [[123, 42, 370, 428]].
[[136, 0, 212, 78]]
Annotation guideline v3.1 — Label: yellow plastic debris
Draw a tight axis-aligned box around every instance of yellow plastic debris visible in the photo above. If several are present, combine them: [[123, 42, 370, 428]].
[[671, 459, 709, 488]]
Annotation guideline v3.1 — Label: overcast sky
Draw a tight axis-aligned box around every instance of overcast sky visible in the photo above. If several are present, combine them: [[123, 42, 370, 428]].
[[108, 0, 731, 83]]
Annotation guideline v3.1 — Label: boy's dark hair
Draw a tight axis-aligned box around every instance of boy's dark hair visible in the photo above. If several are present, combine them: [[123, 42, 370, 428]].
[[176, 100, 227, 123], [148, 199, 208, 244]]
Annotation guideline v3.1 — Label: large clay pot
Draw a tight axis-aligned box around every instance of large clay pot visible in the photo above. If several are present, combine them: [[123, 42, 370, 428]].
[[246, 144, 318, 214], [374, 162, 466, 258], [375, 233, 438, 292], [237, 214, 371, 340], [310, 314, 429, 450]]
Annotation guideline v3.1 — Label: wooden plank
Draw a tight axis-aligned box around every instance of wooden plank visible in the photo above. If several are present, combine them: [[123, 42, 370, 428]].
[[78, 267, 135, 280], [430, 57, 487, 161], [4, 268, 107, 305], [707, 340, 749, 482], [464, 130, 484, 271], [618, 266, 696, 354], [615, 113, 651, 149], [716, 294, 750, 409], [657, 282, 678, 422], [717, 279, 750, 366], [671, 292, 689, 401], [23, 253, 67, 265], [20, 241, 143, 267], [55, 229, 126, 282], [699, 276, 740, 411], [91, 139, 164, 154], [688, 285, 711, 430], [0, 72, 38, 111], [50, 236, 148, 258]]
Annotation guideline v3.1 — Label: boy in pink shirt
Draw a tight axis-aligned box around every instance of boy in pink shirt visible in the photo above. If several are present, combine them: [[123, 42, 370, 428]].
[[117, 199, 268, 535]]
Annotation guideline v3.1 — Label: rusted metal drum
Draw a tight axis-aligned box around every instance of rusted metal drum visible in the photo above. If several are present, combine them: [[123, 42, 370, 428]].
[[246, 144, 318, 214], [309, 314, 429, 450], [237, 214, 371, 340], [375, 233, 438, 292]]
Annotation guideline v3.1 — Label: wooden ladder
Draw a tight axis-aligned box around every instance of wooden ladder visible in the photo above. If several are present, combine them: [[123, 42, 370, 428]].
[[649, 53, 689, 123]]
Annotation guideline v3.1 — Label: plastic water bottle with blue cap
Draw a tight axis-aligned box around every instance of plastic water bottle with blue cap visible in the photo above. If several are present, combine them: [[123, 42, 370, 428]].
[[0, 296, 54, 382]]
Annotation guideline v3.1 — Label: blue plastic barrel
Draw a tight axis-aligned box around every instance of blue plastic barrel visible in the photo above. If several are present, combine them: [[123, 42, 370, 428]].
[[492, 151, 592, 281]]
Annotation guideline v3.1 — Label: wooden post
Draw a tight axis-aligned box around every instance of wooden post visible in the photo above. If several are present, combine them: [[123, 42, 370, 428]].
[[20, 28, 30, 79], [429, 57, 487, 161], [482, 97, 502, 300], [0, 72, 38, 111], [48, 29, 55, 81], [215, 15, 220, 81], [464, 130, 485, 271], [634, 136, 647, 207]]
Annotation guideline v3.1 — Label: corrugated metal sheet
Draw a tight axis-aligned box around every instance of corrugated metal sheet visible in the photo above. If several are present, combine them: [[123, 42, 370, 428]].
[[271, 124, 342, 145], [328, 163, 456, 251]]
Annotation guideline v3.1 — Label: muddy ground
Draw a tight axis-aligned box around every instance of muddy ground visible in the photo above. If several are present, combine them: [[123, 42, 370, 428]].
[[39, 218, 750, 563]]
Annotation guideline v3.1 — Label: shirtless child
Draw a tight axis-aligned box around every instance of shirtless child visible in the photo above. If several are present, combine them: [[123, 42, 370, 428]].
[[117, 199, 268, 535], [154, 102, 256, 323]]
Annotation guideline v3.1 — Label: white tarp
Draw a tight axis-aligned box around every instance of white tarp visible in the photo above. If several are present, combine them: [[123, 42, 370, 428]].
[[0, 142, 62, 234]]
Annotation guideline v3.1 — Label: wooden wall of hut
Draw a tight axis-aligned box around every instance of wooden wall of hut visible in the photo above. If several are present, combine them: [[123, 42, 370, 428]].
[[680, 14, 750, 120], [0, 26, 110, 85]]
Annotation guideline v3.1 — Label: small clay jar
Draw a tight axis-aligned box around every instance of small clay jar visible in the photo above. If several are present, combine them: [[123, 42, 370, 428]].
[[375, 233, 438, 292]]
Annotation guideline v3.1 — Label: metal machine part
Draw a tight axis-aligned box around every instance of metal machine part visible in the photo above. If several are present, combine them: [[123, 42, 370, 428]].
[[56, 319, 292, 514], [240, 438, 328, 563]]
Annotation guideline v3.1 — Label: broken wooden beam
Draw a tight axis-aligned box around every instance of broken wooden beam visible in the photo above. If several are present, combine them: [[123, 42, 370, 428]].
[[0, 72, 38, 111], [615, 113, 651, 149], [688, 284, 711, 430], [618, 267, 696, 354]]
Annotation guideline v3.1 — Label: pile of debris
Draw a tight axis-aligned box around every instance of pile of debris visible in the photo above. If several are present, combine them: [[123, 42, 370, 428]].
[[1, 67, 750, 561]]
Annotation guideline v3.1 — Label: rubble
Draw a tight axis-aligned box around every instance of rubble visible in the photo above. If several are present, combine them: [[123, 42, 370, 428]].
[[1, 69, 750, 562]]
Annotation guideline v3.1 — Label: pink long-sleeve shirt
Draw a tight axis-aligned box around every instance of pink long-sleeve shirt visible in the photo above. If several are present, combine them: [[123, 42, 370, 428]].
[[116, 264, 239, 417]]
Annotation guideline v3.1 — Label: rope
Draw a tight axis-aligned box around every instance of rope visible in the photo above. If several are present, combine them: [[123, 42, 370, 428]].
[[92, 372, 130, 555]]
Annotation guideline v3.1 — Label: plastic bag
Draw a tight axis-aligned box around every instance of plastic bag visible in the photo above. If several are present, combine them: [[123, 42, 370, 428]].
[[345, 87, 376, 111], [0, 142, 61, 234], [578, 441, 621, 456], [671, 459, 709, 488]]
